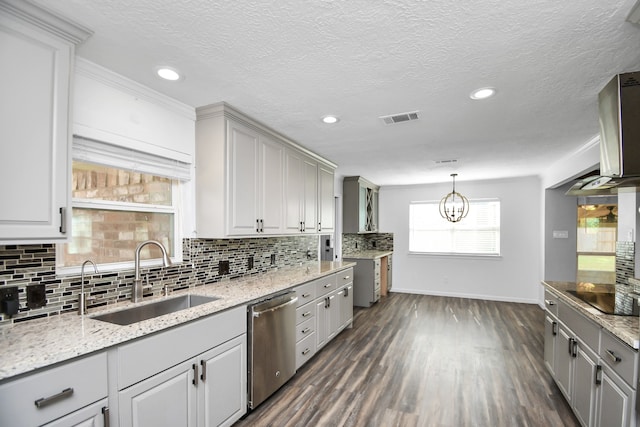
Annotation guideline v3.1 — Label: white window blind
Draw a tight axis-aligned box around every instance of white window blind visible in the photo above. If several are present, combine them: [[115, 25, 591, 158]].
[[409, 199, 500, 255], [73, 136, 191, 181]]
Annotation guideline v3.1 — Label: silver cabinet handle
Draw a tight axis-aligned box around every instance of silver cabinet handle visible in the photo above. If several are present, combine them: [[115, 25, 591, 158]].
[[192, 363, 199, 386], [256, 219, 260, 233], [324, 283, 332, 288], [201, 359, 207, 382], [343, 276, 350, 280], [595, 365, 602, 386], [606, 349, 622, 363], [102, 406, 110, 427], [571, 339, 578, 358], [545, 299, 555, 306], [302, 348, 310, 355], [302, 327, 311, 334], [59, 207, 67, 233], [302, 293, 311, 298], [302, 311, 312, 317], [35, 387, 74, 408], [568, 337, 574, 355], [552, 321, 557, 336], [260, 219, 264, 232]]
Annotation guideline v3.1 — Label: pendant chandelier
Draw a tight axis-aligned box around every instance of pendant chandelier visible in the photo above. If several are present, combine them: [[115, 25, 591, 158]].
[[439, 173, 469, 222]]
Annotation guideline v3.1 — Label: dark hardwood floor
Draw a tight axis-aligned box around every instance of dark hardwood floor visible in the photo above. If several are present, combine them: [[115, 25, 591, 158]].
[[235, 293, 580, 427]]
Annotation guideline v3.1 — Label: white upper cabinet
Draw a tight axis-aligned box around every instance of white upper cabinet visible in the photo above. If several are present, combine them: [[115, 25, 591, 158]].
[[0, 0, 91, 244], [196, 103, 335, 238], [318, 165, 335, 233]]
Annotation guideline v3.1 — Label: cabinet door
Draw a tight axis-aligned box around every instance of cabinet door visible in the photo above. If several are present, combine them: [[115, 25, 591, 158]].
[[259, 136, 284, 234], [318, 165, 335, 232], [199, 335, 247, 427], [544, 315, 557, 376], [554, 324, 573, 402], [316, 298, 329, 350], [302, 158, 318, 234], [596, 365, 634, 427], [119, 359, 196, 427], [284, 150, 304, 232], [227, 120, 260, 235], [0, 12, 73, 242], [339, 284, 353, 330], [327, 292, 340, 342], [573, 343, 598, 427]]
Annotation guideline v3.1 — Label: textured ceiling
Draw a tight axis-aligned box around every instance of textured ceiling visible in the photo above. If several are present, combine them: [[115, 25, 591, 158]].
[[35, 0, 640, 186]]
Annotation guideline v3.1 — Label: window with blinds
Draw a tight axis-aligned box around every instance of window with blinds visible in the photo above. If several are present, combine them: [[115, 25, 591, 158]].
[[56, 137, 190, 273], [409, 199, 500, 256]]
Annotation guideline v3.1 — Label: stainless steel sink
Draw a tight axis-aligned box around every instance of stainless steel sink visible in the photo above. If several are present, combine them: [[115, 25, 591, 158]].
[[91, 294, 219, 325]]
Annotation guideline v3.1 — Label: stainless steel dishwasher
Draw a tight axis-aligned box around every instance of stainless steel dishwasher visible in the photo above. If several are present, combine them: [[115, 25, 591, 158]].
[[248, 291, 297, 409]]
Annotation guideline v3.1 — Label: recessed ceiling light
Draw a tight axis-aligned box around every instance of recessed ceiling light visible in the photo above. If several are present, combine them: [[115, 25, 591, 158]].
[[156, 66, 182, 81], [470, 87, 496, 100], [322, 115, 339, 124]]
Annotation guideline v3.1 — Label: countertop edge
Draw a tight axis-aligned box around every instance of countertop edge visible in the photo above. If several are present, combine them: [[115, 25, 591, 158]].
[[342, 250, 393, 260], [543, 281, 640, 350]]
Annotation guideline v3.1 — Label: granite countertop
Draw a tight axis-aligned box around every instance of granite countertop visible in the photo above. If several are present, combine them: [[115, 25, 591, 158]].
[[0, 261, 355, 382], [543, 281, 640, 349], [342, 250, 393, 260]]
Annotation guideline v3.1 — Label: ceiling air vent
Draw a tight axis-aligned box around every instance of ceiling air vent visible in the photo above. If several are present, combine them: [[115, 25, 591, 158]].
[[435, 159, 458, 165], [380, 111, 420, 125]]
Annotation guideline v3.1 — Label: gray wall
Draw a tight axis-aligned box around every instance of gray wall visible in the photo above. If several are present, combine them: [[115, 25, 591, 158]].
[[544, 184, 578, 281]]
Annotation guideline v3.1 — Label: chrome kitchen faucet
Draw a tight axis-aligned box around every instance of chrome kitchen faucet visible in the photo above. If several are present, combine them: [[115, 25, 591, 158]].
[[132, 240, 173, 303]]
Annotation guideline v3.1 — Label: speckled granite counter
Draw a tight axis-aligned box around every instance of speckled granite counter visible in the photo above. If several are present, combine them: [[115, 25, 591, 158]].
[[543, 281, 640, 349], [0, 261, 355, 382], [342, 250, 393, 260]]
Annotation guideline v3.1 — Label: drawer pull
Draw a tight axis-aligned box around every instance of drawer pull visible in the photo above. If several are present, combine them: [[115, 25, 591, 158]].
[[302, 327, 311, 334], [324, 284, 332, 288], [302, 311, 312, 318], [606, 349, 622, 363], [343, 276, 350, 280], [302, 293, 311, 298], [544, 299, 555, 306], [102, 406, 110, 427], [302, 348, 310, 355], [34, 387, 74, 408], [595, 365, 602, 386]]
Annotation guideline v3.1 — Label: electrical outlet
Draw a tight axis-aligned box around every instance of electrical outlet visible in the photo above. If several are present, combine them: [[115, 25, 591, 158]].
[[0, 286, 20, 317], [247, 256, 254, 270], [27, 284, 46, 309], [218, 260, 230, 275], [372, 241, 376, 248], [270, 254, 276, 265]]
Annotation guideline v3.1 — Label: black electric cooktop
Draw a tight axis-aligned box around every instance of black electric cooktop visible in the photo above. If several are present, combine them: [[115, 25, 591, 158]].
[[567, 287, 639, 316]]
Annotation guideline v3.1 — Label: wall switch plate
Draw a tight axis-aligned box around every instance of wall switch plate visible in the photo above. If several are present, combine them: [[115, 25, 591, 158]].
[[0, 286, 20, 317], [27, 284, 46, 309], [247, 256, 254, 270], [218, 260, 230, 275]]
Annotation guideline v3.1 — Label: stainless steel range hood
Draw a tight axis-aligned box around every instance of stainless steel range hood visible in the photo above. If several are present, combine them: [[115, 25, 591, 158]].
[[566, 71, 640, 196]]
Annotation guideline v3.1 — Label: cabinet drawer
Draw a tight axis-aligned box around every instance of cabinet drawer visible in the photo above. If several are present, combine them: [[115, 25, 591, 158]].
[[296, 304, 315, 324], [600, 329, 638, 386], [117, 305, 246, 390], [558, 299, 600, 351], [295, 332, 317, 370], [296, 316, 315, 342], [0, 352, 108, 427], [314, 274, 337, 297], [295, 281, 317, 307], [544, 289, 559, 316], [337, 267, 354, 287]]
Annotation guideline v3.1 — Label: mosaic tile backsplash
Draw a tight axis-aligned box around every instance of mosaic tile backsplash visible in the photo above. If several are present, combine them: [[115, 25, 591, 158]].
[[342, 233, 394, 254], [0, 236, 318, 326], [616, 241, 635, 286]]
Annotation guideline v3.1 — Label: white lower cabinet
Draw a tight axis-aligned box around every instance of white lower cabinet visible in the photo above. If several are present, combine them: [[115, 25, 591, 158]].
[[117, 306, 247, 427], [544, 288, 638, 427], [0, 352, 108, 427], [118, 335, 246, 427]]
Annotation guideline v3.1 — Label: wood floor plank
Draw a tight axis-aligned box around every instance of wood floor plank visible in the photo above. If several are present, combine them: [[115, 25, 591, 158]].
[[235, 293, 580, 427]]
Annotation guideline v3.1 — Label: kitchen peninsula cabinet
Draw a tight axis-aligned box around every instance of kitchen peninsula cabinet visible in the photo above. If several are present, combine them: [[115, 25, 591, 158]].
[[343, 252, 392, 307], [543, 284, 638, 427], [196, 103, 336, 238], [0, 0, 90, 244]]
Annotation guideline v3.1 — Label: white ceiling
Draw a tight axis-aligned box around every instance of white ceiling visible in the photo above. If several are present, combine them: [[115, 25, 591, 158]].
[[36, 0, 640, 186]]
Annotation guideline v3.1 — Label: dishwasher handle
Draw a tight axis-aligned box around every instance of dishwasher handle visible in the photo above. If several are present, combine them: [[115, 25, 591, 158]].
[[252, 294, 298, 317]]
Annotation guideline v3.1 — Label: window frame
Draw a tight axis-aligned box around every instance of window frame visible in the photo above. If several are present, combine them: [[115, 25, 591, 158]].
[[56, 142, 187, 276], [408, 198, 501, 257]]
